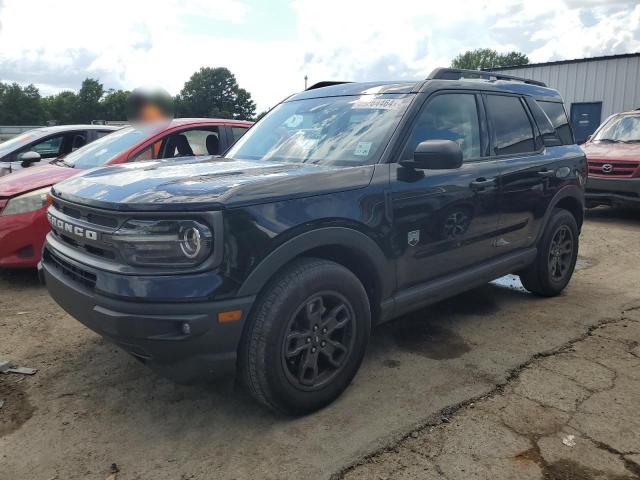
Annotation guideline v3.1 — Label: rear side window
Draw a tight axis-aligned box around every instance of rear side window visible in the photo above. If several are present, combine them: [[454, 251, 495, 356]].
[[96, 130, 114, 139], [486, 95, 535, 155], [539, 101, 574, 145]]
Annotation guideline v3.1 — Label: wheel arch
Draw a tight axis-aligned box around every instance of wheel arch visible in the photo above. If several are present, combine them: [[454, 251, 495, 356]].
[[236, 227, 394, 321], [539, 186, 585, 240]]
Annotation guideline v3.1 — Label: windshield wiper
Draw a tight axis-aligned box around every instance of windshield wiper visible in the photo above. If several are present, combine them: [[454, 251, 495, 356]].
[[594, 138, 621, 143]]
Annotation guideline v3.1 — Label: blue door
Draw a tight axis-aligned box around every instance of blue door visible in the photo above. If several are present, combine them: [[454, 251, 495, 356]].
[[570, 102, 602, 144]]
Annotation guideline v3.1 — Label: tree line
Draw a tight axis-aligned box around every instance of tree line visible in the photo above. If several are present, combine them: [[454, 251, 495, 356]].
[[0, 67, 256, 126], [0, 49, 527, 126]]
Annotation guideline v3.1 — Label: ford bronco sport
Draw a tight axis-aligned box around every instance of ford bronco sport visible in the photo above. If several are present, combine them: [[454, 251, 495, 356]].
[[41, 68, 586, 415]]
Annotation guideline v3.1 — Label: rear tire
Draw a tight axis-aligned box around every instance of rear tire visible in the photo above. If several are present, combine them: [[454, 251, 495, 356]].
[[238, 258, 371, 415], [519, 208, 579, 297]]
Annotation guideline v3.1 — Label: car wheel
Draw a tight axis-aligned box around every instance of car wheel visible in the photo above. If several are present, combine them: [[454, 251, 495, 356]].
[[519, 208, 579, 297], [238, 257, 371, 415]]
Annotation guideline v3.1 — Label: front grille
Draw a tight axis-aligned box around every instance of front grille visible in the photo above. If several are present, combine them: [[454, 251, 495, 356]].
[[53, 200, 119, 227], [49, 199, 120, 261], [44, 248, 97, 289], [588, 160, 640, 177]]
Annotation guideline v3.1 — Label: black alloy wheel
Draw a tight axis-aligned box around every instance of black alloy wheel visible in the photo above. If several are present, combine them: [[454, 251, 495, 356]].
[[282, 292, 355, 391], [548, 225, 574, 282]]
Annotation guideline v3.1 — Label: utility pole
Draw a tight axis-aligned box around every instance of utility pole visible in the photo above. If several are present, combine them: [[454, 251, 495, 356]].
[[304, 75, 308, 89]]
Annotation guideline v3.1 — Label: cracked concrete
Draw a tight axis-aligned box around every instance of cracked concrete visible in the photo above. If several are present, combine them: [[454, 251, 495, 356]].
[[341, 316, 640, 480]]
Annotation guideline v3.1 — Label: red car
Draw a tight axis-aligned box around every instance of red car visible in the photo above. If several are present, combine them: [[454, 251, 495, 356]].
[[583, 110, 640, 208], [0, 118, 252, 268]]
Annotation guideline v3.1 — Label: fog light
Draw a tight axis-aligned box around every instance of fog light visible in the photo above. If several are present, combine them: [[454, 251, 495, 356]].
[[182, 322, 191, 335]]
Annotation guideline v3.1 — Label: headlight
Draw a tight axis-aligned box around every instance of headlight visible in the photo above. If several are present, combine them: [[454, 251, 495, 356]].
[[1, 187, 52, 216], [111, 219, 212, 267]]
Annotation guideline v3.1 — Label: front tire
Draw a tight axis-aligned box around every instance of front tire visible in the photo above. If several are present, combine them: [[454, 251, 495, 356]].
[[519, 208, 579, 297], [238, 258, 371, 415]]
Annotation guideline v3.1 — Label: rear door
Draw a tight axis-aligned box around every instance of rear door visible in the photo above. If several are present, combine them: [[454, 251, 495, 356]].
[[486, 94, 561, 253], [389, 91, 503, 290]]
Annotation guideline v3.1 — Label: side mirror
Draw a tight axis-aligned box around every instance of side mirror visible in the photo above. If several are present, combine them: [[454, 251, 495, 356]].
[[19, 151, 41, 167], [401, 140, 463, 170]]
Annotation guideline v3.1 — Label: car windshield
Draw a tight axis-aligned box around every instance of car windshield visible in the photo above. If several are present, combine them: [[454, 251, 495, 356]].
[[226, 94, 412, 166], [63, 124, 163, 169], [593, 115, 640, 143], [0, 130, 47, 158]]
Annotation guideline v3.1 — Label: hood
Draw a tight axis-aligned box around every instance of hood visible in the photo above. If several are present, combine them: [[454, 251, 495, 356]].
[[582, 142, 640, 161], [0, 164, 76, 198], [52, 156, 374, 211]]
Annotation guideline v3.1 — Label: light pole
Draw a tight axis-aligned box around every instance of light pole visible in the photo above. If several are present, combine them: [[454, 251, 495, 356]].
[[304, 75, 308, 89]]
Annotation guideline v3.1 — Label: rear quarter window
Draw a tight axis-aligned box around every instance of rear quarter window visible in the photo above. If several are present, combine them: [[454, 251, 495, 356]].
[[526, 98, 562, 147], [539, 101, 574, 145]]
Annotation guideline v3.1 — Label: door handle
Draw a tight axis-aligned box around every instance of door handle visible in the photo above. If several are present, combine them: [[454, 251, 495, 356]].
[[469, 177, 496, 189], [537, 169, 556, 177]]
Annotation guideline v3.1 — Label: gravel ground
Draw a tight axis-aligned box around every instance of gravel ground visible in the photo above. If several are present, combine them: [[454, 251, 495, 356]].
[[1, 206, 639, 480]]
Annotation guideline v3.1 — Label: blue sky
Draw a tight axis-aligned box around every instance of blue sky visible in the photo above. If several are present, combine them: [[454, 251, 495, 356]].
[[0, 0, 639, 112]]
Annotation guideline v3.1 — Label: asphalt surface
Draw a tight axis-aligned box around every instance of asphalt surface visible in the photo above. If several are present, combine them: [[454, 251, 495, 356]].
[[1, 206, 639, 480]]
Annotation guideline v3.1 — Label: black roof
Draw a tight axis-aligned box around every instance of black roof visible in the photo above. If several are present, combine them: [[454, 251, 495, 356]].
[[287, 68, 562, 103], [488, 52, 640, 71]]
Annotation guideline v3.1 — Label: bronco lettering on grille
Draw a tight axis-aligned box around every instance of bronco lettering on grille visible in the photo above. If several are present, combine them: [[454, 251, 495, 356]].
[[48, 213, 98, 241]]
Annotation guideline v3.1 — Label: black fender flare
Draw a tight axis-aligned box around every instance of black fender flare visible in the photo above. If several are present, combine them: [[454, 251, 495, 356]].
[[537, 185, 585, 242], [236, 227, 394, 299]]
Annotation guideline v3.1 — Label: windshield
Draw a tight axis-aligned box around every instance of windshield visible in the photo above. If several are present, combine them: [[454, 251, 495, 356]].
[[63, 124, 162, 169], [226, 94, 412, 166], [0, 130, 47, 158], [593, 115, 640, 143]]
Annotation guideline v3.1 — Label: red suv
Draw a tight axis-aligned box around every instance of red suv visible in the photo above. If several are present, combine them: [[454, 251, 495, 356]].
[[0, 118, 252, 268], [583, 111, 640, 208]]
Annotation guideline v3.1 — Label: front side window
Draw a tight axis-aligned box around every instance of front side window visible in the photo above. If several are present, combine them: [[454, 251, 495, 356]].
[[226, 94, 412, 166], [593, 115, 640, 143], [486, 95, 535, 155], [30, 135, 64, 157], [64, 124, 164, 169], [402, 93, 481, 161]]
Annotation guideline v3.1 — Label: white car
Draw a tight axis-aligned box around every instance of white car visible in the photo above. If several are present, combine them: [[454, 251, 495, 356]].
[[0, 124, 119, 176]]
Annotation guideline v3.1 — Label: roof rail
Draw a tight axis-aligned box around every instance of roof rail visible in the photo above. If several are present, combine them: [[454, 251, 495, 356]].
[[306, 81, 352, 91], [427, 68, 547, 87]]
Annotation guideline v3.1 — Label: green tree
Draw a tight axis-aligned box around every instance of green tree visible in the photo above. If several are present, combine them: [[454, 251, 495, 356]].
[[42, 91, 79, 125], [101, 89, 130, 121], [75, 78, 104, 123], [451, 48, 529, 70], [0, 82, 45, 125], [177, 67, 256, 120], [255, 110, 270, 121]]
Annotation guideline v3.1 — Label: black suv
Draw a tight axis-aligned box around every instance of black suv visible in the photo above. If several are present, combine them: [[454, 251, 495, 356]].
[[41, 69, 586, 415]]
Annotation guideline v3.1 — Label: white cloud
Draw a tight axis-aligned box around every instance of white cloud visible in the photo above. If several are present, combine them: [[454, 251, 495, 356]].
[[0, 0, 639, 112]]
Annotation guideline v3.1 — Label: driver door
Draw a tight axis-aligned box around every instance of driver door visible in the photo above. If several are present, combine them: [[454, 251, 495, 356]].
[[389, 91, 503, 290]]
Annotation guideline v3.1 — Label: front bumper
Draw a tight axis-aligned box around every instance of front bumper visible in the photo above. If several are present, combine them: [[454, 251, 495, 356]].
[[586, 176, 640, 206], [0, 206, 49, 268], [41, 245, 254, 383]]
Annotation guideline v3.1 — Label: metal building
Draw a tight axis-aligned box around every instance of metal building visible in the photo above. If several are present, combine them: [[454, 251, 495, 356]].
[[490, 52, 640, 143]]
